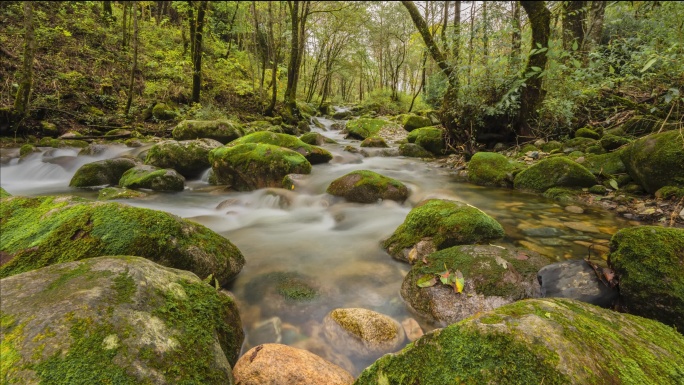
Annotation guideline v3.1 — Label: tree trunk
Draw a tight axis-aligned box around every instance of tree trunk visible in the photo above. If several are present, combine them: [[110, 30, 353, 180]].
[[14, 1, 34, 117], [518, 1, 551, 139], [265, 1, 279, 116], [122, 1, 129, 48], [191, 1, 209, 103], [283, 0, 309, 123], [452, 1, 460, 59], [103, 1, 112, 17], [467, 2, 475, 85], [583, 0, 606, 64], [125, 0, 138, 115], [562, 1, 586, 52], [510, 1, 521, 72]]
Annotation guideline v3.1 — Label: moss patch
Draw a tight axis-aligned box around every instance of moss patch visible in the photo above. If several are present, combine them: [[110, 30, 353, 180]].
[[326, 170, 409, 203], [172, 120, 244, 144], [467, 152, 521, 187], [119, 165, 185, 192], [144, 139, 221, 177], [0, 187, 11, 198], [97, 187, 147, 200], [514, 157, 596, 193], [228, 131, 331, 164], [401, 114, 432, 132], [69, 158, 138, 188], [406, 126, 444, 155], [620, 130, 684, 193], [399, 143, 434, 158], [345, 118, 391, 140], [580, 150, 626, 177]]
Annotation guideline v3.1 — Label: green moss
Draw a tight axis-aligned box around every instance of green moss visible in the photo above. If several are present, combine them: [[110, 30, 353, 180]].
[[600, 134, 631, 151], [541, 141, 562, 152], [1, 313, 24, 381], [513, 157, 596, 193], [383, 199, 504, 259], [228, 131, 332, 164], [520, 144, 538, 153], [575, 128, 601, 140], [172, 120, 244, 144], [563, 137, 597, 152], [69, 158, 138, 188], [542, 187, 584, 204], [97, 187, 147, 200], [345, 118, 391, 139], [360, 137, 388, 148], [0, 187, 11, 198], [299, 132, 336, 145], [34, 318, 137, 385], [19, 144, 38, 157], [406, 126, 444, 155], [402, 114, 432, 132], [244, 271, 318, 303], [326, 170, 408, 203], [655, 186, 684, 200], [209, 143, 312, 191], [620, 130, 684, 193], [144, 139, 219, 177], [467, 152, 521, 188], [609, 226, 684, 330], [119, 166, 185, 192], [580, 150, 626, 176], [152, 103, 177, 121], [112, 271, 136, 304], [0, 196, 244, 284], [399, 143, 434, 158]]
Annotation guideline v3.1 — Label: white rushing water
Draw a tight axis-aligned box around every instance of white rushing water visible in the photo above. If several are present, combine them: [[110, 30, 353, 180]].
[[0, 118, 634, 374]]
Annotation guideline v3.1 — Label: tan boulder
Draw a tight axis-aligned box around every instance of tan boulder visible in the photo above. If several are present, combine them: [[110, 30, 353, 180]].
[[323, 308, 405, 358]]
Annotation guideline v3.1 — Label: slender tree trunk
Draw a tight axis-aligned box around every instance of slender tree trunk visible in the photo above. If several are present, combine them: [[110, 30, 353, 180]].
[[187, 2, 196, 60], [510, 1, 521, 72], [562, 1, 586, 52], [452, 1, 460, 59], [14, 1, 34, 117], [125, 1, 138, 115], [191, 1, 209, 103], [122, 1, 129, 48], [103, 1, 112, 17], [284, 0, 309, 122], [441, 1, 449, 53], [467, 2, 475, 85], [265, 1, 279, 116], [583, 1, 606, 64], [518, 1, 551, 139], [409, 51, 428, 112]]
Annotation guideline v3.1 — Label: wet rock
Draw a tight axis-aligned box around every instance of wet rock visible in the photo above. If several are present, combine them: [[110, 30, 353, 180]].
[[69, 158, 138, 188], [401, 318, 424, 341], [233, 344, 354, 385], [228, 131, 332, 164], [78, 143, 110, 156], [293, 333, 356, 375], [97, 187, 147, 200], [406, 126, 444, 155], [323, 308, 405, 358], [514, 157, 597, 193], [621, 130, 684, 194], [384, 199, 504, 263], [354, 298, 684, 385], [0, 256, 244, 384], [600, 134, 631, 151], [398, 143, 434, 158], [144, 138, 222, 177], [538, 260, 618, 307], [609, 226, 684, 331], [119, 164, 185, 192], [243, 271, 324, 323], [401, 114, 431, 132], [580, 151, 626, 176], [327, 170, 409, 203], [400, 245, 547, 325], [172, 119, 244, 144], [467, 152, 520, 187], [209, 143, 312, 191], [360, 137, 389, 148], [300, 132, 336, 145], [0, 195, 245, 284], [345, 118, 392, 140]]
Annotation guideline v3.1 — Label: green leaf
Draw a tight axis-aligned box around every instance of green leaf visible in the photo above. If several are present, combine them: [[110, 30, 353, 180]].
[[417, 274, 437, 288], [439, 269, 450, 285], [640, 58, 657, 73], [609, 65, 615, 74], [531, 66, 542, 72], [454, 270, 465, 294], [572, 40, 579, 51], [608, 179, 619, 190]]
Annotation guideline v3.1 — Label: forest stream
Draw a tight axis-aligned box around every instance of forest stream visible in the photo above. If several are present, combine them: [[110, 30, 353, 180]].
[[0, 116, 636, 375]]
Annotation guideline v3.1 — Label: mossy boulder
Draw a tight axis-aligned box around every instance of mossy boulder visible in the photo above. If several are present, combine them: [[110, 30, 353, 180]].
[[19, 144, 39, 158], [383, 199, 505, 263], [69, 158, 139, 188], [300, 132, 336, 146], [228, 131, 332, 164], [542, 187, 585, 204], [402, 114, 432, 132], [172, 120, 244, 144], [360, 137, 389, 148], [562, 137, 596, 153], [541, 140, 562, 152], [326, 170, 409, 204], [406, 126, 444, 155], [39, 120, 59, 136], [578, 150, 627, 176], [0, 256, 244, 384], [119, 165, 185, 192], [513, 157, 597, 193], [144, 138, 222, 178], [344, 118, 391, 140], [209, 143, 312, 191], [575, 127, 601, 139], [0, 186, 11, 198], [323, 308, 405, 358], [401, 245, 548, 325], [97, 187, 148, 200], [354, 298, 684, 385], [600, 134, 631, 151], [151, 102, 177, 121], [467, 152, 521, 187], [608, 226, 684, 331], [655, 186, 684, 200], [399, 143, 434, 158], [620, 130, 684, 193], [0, 195, 245, 283]]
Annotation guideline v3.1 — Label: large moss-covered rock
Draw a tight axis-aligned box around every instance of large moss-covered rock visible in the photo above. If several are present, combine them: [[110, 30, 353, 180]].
[[0, 195, 245, 284], [323, 308, 405, 358], [69, 158, 138, 188], [0, 256, 244, 384], [383, 199, 505, 263], [360, 137, 388, 148], [578, 150, 626, 176], [300, 132, 336, 145], [233, 344, 353, 385], [600, 134, 631, 151], [209, 143, 312, 191], [228, 131, 332, 164], [608, 226, 684, 331], [151, 102, 177, 121], [620, 130, 684, 193], [467, 152, 521, 187], [354, 298, 684, 385], [345, 118, 392, 140], [562, 137, 597, 153], [398, 143, 434, 158], [575, 127, 601, 140], [402, 114, 432, 132], [119, 165, 185, 192], [172, 120, 244, 144], [406, 126, 444, 155], [401, 245, 547, 325], [144, 138, 222, 177], [326, 170, 409, 204], [514, 157, 597, 193]]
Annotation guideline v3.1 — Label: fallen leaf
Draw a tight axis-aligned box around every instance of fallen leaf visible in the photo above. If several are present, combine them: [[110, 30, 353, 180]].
[[417, 274, 438, 288], [454, 270, 465, 294]]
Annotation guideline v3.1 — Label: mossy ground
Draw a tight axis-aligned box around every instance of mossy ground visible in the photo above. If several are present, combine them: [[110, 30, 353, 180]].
[[0, 196, 244, 284], [0, 187, 11, 198], [383, 199, 504, 258]]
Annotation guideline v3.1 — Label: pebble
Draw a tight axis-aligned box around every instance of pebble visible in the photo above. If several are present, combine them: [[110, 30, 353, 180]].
[[564, 205, 584, 214]]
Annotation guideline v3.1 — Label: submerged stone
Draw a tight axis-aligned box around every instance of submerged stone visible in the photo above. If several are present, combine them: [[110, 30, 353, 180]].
[[360, 137, 389, 148], [0, 195, 245, 284], [0, 256, 244, 384], [538, 260, 618, 308], [326, 170, 409, 203]]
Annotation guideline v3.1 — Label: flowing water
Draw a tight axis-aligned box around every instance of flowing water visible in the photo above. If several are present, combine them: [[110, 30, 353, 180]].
[[0, 118, 635, 374]]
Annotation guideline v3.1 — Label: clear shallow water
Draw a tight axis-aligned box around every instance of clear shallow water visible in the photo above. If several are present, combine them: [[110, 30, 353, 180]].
[[0, 120, 634, 374]]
